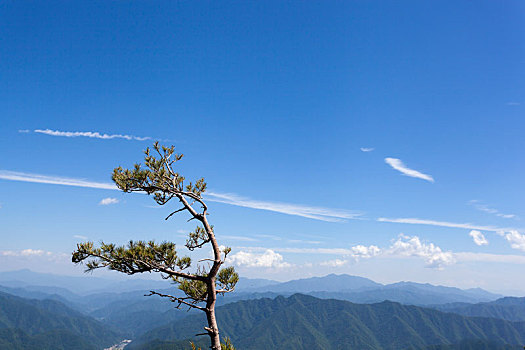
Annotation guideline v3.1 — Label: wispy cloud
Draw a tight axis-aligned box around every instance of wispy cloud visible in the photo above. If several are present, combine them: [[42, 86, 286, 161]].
[[377, 217, 510, 233], [469, 230, 488, 246], [26, 129, 151, 141], [254, 234, 321, 244], [360, 147, 374, 152], [506, 102, 521, 106], [0, 170, 360, 223], [469, 200, 517, 219], [384, 158, 434, 182], [73, 235, 88, 240], [0, 170, 116, 190], [219, 235, 259, 242], [206, 192, 362, 222], [99, 197, 119, 205], [287, 239, 322, 245], [235, 246, 355, 255]]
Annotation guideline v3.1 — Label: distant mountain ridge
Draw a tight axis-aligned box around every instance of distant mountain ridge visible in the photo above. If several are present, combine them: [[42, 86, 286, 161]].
[[434, 296, 525, 322], [0, 269, 170, 295], [242, 273, 381, 293], [235, 274, 502, 306], [0, 270, 502, 306]]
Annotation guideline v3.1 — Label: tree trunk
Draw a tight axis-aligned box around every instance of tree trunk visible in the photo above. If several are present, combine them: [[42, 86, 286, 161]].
[[206, 277, 221, 350], [207, 309, 221, 350]]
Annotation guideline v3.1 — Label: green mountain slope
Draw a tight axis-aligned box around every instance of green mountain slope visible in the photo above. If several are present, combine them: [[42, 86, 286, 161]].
[[0, 328, 97, 350], [129, 294, 525, 350], [0, 291, 121, 349]]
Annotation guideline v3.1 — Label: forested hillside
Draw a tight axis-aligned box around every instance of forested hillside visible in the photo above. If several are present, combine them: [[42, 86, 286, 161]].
[[130, 294, 525, 350], [0, 291, 121, 350]]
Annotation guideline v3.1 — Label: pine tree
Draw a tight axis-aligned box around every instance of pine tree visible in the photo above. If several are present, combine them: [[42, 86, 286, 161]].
[[72, 142, 238, 350]]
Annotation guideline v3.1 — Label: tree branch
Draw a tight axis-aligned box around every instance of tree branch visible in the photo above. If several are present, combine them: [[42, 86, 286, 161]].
[[146, 290, 206, 312]]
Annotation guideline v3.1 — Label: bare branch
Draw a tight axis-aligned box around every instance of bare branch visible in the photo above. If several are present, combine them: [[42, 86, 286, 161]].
[[165, 207, 186, 220], [146, 290, 206, 312]]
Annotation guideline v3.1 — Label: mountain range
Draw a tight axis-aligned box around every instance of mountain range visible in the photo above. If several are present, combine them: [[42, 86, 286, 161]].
[[0, 270, 523, 349], [128, 294, 525, 350]]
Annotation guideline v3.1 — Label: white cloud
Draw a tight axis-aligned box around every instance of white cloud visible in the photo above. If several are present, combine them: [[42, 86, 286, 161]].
[[468, 200, 517, 219], [206, 192, 362, 223], [320, 259, 348, 267], [73, 235, 88, 240], [349, 244, 381, 260], [30, 129, 151, 141], [388, 234, 455, 269], [469, 230, 488, 246], [377, 217, 510, 233], [18, 129, 30, 133], [21, 249, 50, 256], [360, 147, 374, 152], [0, 170, 116, 190], [99, 197, 119, 205], [499, 230, 525, 252], [229, 249, 291, 268], [281, 235, 453, 269], [1, 249, 52, 257], [0, 251, 17, 257], [384, 158, 434, 182]]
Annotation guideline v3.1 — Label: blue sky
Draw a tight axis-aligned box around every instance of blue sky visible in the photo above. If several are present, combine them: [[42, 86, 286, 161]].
[[1, 0, 524, 293]]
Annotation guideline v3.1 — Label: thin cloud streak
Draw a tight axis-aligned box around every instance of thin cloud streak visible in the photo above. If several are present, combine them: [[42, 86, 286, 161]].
[[206, 192, 362, 222], [30, 129, 151, 141], [360, 147, 374, 152], [219, 235, 259, 242], [469, 200, 517, 219], [0, 170, 116, 190], [384, 158, 434, 182], [377, 217, 511, 232], [0, 170, 361, 222], [235, 246, 355, 255]]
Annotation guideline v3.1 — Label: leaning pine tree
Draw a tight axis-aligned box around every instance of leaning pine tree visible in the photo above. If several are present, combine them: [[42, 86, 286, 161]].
[[72, 143, 238, 350]]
